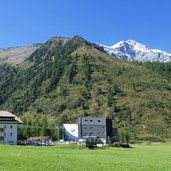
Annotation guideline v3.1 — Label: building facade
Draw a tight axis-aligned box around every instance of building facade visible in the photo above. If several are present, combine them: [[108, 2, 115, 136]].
[[62, 124, 78, 142], [0, 111, 22, 145], [78, 116, 113, 143]]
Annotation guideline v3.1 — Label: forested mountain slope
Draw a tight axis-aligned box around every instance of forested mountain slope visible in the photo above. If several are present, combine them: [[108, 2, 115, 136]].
[[0, 36, 171, 140]]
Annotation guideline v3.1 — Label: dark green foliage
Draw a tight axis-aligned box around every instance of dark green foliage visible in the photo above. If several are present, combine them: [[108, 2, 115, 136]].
[[0, 64, 18, 104], [137, 62, 171, 83], [18, 113, 60, 140], [125, 131, 130, 144], [120, 131, 125, 143]]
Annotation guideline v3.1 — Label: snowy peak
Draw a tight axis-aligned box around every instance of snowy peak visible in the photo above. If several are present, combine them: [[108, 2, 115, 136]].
[[102, 40, 171, 63], [111, 40, 146, 50]]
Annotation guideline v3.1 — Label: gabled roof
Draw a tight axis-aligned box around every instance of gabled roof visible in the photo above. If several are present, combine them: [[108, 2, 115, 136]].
[[0, 111, 23, 124]]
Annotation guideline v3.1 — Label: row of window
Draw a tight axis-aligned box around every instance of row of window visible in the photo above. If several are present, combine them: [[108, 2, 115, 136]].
[[3, 125, 13, 129], [84, 126, 105, 129], [0, 118, 13, 121], [84, 132, 104, 136], [5, 132, 13, 137], [1, 132, 13, 137], [84, 119, 102, 122]]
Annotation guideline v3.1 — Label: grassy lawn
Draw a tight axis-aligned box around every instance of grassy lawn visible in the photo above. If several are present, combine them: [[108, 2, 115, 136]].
[[0, 143, 171, 171]]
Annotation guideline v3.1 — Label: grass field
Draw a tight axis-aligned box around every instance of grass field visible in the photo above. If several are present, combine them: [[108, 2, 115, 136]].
[[0, 143, 171, 171]]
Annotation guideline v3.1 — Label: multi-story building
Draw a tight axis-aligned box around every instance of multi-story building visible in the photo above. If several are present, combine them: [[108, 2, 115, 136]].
[[0, 111, 22, 145], [78, 116, 113, 144]]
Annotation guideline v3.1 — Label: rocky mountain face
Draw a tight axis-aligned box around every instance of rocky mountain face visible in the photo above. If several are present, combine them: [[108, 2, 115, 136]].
[[0, 44, 41, 65], [101, 40, 171, 62]]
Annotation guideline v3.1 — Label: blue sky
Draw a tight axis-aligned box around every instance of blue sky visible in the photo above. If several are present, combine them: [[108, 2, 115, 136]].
[[0, 0, 171, 52]]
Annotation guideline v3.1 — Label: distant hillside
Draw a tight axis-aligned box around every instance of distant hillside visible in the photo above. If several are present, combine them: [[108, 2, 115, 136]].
[[0, 44, 41, 65], [0, 36, 171, 140]]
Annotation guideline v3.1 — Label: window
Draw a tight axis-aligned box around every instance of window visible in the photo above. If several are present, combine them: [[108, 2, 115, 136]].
[[98, 120, 101, 122], [4, 125, 6, 129], [85, 119, 87, 122], [10, 125, 13, 129], [90, 120, 93, 122], [10, 132, 13, 136]]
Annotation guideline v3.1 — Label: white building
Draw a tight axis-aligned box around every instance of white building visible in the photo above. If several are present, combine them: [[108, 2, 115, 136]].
[[0, 111, 22, 145]]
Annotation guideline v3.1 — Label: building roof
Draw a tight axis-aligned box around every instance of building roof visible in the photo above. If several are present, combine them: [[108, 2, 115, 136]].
[[0, 111, 23, 124]]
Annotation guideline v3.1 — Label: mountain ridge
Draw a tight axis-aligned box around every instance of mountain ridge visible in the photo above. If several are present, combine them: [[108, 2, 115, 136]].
[[1, 37, 171, 65]]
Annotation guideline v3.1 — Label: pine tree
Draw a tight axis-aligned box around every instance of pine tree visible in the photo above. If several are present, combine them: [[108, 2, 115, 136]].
[[125, 131, 130, 144], [120, 131, 125, 143]]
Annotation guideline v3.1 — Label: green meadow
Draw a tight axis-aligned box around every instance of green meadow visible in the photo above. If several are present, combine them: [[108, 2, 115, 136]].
[[0, 143, 171, 171]]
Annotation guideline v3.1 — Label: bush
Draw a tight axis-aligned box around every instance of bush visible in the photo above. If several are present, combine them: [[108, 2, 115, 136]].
[[110, 142, 131, 148]]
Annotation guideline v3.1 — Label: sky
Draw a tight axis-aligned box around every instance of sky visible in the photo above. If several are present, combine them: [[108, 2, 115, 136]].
[[0, 0, 171, 52]]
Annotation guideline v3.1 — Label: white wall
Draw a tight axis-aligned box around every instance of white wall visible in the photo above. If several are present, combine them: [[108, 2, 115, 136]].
[[0, 124, 18, 145]]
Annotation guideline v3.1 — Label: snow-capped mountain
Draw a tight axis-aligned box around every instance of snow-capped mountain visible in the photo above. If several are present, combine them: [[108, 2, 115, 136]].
[[101, 40, 171, 62]]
